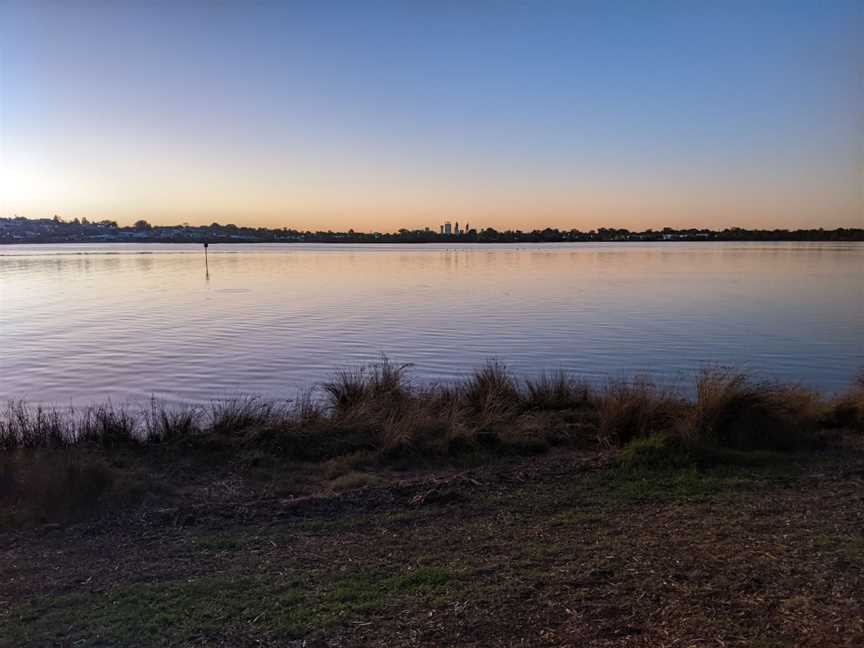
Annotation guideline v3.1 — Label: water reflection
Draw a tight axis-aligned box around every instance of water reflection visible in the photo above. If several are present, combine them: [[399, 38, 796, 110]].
[[0, 242, 862, 404]]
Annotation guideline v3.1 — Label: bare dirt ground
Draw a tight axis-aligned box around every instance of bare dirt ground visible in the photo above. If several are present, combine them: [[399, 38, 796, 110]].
[[2, 446, 863, 647]]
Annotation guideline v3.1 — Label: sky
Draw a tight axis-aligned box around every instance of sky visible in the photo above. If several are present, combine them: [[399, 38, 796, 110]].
[[1, 1, 862, 232]]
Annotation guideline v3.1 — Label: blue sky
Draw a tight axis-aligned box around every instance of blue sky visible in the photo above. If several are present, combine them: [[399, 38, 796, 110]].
[[1, 1, 861, 230]]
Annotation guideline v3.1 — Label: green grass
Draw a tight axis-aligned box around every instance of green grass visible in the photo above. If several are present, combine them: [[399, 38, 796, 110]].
[[8, 566, 455, 646], [617, 433, 789, 472], [396, 567, 452, 589], [329, 567, 452, 611], [602, 459, 813, 510], [6, 441, 860, 647], [10, 576, 310, 645], [590, 466, 758, 505]]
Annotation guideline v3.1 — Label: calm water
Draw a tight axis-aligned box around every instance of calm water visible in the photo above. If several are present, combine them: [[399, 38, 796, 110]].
[[1, 242, 862, 404]]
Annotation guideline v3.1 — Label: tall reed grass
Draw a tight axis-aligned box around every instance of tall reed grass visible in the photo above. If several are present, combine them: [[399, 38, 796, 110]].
[[688, 369, 823, 450], [2, 360, 860, 459], [3, 360, 860, 525]]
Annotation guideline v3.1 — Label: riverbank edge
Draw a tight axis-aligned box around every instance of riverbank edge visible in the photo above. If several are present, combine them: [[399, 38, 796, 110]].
[[2, 362, 862, 526]]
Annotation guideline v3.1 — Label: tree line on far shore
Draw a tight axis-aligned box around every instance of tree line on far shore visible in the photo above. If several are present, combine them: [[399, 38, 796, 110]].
[[2, 215, 862, 243]]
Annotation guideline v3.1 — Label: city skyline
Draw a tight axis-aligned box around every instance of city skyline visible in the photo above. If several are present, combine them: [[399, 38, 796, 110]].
[[1, 2, 862, 231]]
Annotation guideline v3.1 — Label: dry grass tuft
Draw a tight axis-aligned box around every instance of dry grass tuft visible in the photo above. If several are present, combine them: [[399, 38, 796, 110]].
[[0, 401, 70, 449], [208, 396, 281, 434], [77, 405, 140, 446], [460, 361, 521, 419], [824, 372, 864, 432], [323, 357, 411, 414], [378, 393, 458, 458], [288, 390, 324, 426], [143, 400, 202, 441], [688, 369, 822, 451], [0, 401, 143, 449], [597, 377, 684, 445], [524, 370, 593, 411]]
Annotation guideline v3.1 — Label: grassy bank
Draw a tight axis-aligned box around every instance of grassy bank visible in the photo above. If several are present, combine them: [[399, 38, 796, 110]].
[[3, 430, 863, 646], [1, 361, 862, 526], [2, 361, 864, 646]]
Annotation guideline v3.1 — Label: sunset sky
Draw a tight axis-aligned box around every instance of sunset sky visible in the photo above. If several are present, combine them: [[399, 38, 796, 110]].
[[1, 1, 861, 232]]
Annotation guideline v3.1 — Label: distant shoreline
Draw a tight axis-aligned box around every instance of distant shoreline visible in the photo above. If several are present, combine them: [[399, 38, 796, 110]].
[[3, 235, 863, 245], [3, 216, 862, 244]]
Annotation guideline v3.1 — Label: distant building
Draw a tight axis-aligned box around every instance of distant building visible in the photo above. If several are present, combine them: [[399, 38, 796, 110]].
[[444, 222, 452, 235]]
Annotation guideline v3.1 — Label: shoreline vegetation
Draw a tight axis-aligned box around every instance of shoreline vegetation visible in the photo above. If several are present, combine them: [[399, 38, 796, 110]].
[[3, 361, 864, 646], [2, 361, 862, 523], [2, 215, 864, 244]]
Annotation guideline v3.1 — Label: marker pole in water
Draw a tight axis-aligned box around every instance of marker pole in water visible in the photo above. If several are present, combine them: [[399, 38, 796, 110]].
[[204, 242, 209, 279]]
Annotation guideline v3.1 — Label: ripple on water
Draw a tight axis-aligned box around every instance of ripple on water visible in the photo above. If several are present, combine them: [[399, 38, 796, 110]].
[[1, 242, 862, 404]]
